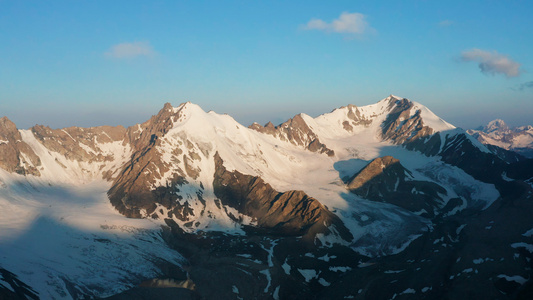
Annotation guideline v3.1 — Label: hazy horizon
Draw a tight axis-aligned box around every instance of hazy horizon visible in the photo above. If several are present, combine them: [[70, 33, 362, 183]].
[[2, 96, 530, 131]]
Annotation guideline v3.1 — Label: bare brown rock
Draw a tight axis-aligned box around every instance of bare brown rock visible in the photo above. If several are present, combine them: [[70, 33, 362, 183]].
[[108, 103, 190, 218], [213, 152, 352, 242], [31, 124, 127, 163], [347, 156, 448, 217], [0, 117, 41, 176], [249, 115, 335, 156], [347, 156, 402, 191], [345, 104, 372, 127]]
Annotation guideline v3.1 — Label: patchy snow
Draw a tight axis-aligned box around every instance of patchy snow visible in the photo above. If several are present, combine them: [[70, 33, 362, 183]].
[[260, 239, 278, 268], [259, 269, 271, 293], [232, 285, 239, 294], [282, 259, 291, 275], [298, 269, 318, 282], [473, 258, 493, 264], [318, 278, 331, 286], [400, 288, 416, 295], [273, 286, 280, 300], [502, 172, 514, 182], [522, 228, 533, 237], [329, 266, 352, 272], [317, 254, 336, 262], [497, 275, 528, 285], [456, 224, 467, 235], [511, 242, 533, 253], [384, 270, 404, 274]]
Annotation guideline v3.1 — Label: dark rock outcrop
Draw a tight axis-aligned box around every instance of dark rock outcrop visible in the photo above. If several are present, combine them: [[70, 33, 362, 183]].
[[381, 98, 434, 145], [108, 103, 190, 218], [347, 156, 449, 217], [213, 153, 352, 242]]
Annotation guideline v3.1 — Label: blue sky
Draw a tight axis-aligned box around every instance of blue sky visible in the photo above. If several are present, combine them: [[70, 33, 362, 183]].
[[1, 0, 532, 129]]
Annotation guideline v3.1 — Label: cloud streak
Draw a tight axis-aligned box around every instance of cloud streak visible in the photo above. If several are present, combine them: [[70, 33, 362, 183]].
[[461, 49, 521, 78], [516, 81, 533, 91], [302, 12, 374, 36], [105, 41, 156, 59]]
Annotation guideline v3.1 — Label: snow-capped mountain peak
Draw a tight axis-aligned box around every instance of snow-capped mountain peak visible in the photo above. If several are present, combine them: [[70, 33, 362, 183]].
[[483, 119, 510, 134], [468, 119, 533, 158]]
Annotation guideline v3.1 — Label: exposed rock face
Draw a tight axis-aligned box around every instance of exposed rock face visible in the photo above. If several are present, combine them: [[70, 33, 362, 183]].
[[0, 117, 41, 176], [484, 144, 526, 163], [213, 153, 352, 242], [347, 156, 449, 217], [339, 104, 373, 133], [31, 124, 126, 163], [381, 98, 434, 145], [249, 114, 335, 156], [347, 156, 404, 191], [108, 103, 189, 218], [0, 268, 39, 300]]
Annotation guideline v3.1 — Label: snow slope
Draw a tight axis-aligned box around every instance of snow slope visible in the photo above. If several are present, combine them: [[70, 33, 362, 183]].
[[0, 171, 184, 299]]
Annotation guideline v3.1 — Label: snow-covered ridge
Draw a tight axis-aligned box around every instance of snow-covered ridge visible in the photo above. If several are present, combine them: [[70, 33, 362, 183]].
[[467, 119, 533, 158]]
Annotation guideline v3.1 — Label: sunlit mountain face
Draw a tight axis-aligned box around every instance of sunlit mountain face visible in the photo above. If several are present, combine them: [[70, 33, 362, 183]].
[[1, 96, 533, 300]]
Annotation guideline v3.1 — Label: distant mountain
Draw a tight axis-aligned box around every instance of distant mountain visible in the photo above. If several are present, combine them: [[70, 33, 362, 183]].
[[468, 119, 533, 159], [1, 96, 533, 299]]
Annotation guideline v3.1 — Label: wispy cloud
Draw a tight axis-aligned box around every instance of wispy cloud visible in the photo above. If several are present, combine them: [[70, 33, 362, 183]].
[[515, 81, 533, 91], [461, 48, 521, 78], [438, 20, 454, 27], [105, 41, 156, 59], [302, 12, 374, 36]]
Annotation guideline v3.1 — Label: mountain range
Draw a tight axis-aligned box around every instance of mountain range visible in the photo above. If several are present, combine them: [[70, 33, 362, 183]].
[[1, 95, 532, 299], [468, 119, 533, 159]]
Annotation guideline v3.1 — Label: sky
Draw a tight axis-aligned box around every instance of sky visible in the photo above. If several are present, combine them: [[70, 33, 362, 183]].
[[1, 0, 532, 129]]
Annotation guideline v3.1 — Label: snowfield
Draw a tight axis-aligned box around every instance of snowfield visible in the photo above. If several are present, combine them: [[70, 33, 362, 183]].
[[0, 172, 184, 299]]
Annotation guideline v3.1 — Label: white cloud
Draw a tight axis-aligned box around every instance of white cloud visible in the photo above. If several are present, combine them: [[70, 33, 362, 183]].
[[461, 49, 521, 78], [302, 12, 373, 35], [105, 41, 156, 59]]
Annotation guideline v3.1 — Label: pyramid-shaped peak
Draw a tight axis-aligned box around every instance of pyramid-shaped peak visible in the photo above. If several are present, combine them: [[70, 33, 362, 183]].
[[374, 95, 410, 108], [173, 101, 207, 114], [0, 116, 17, 131], [382, 94, 405, 102], [484, 119, 509, 133]]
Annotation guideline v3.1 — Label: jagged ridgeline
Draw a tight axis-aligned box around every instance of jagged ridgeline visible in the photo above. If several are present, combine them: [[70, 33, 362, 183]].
[[1, 95, 533, 299]]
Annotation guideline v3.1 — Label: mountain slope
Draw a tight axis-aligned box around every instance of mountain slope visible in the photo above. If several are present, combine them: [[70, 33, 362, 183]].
[[1, 95, 532, 299]]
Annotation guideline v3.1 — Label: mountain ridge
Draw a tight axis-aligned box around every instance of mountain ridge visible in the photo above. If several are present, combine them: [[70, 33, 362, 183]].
[[2, 95, 533, 299], [468, 118, 533, 159]]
